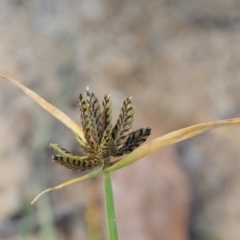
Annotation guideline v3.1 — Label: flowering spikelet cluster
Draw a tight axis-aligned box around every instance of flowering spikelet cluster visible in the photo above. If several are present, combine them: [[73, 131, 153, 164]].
[[50, 88, 151, 170]]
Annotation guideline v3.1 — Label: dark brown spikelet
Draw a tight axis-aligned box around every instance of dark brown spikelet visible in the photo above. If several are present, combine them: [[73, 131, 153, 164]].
[[115, 127, 151, 156], [112, 97, 134, 148], [86, 89, 103, 144], [50, 143, 75, 157], [98, 128, 113, 159], [79, 93, 88, 130], [102, 94, 112, 135], [52, 155, 101, 171], [51, 89, 151, 171], [79, 93, 97, 150]]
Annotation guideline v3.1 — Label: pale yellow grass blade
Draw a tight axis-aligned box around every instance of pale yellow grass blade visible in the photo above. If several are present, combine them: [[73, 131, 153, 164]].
[[31, 166, 103, 204], [0, 74, 84, 139], [105, 118, 240, 172]]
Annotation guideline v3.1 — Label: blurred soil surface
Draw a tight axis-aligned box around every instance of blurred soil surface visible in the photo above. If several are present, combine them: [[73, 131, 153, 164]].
[[1, 0, 240, 239]]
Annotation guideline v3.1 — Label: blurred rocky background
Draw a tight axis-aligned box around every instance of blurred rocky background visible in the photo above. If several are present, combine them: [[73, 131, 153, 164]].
[[1, 0, 240, 239]]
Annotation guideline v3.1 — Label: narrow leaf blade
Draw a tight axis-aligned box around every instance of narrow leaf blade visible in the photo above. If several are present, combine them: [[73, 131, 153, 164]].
[[105, 118, 240, 172], [31, 166, 103, 204], [0, 74, 84, 139]]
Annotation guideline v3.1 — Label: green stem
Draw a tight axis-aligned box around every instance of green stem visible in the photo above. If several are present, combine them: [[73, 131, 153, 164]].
[[103, 171, 119, 240]]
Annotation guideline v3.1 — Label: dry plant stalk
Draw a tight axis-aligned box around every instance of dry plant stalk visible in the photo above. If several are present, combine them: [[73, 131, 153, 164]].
[[1, 73, 240, 203]]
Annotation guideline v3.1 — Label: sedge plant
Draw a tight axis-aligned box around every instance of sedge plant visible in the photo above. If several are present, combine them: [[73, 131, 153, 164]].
[[2, 74, 240, 240]]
